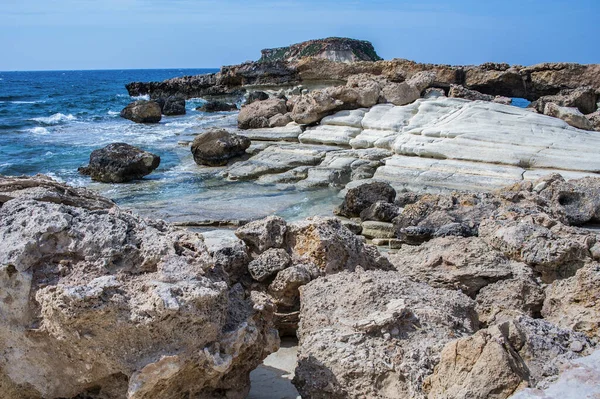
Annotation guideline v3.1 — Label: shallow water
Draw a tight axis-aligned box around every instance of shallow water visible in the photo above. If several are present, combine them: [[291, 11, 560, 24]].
[[0, 69, 341, 222]]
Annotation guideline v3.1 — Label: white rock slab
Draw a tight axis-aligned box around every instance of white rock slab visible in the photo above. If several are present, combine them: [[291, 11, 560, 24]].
[[239, 124, 302, 141], [299, 125, 362, 146], [320, 109, 367, 128]]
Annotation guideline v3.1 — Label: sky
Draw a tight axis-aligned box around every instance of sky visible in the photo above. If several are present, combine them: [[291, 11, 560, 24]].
[[0, 0, 598, 71]]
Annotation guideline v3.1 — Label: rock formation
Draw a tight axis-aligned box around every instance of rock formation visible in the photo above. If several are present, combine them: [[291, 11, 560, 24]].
[[0, 175, 279, 399], [78, 143, 161, 183], [197, 100, 238, 113], [120, 100, 162, 123], [258, 37, 382, 63], [190, 129, 251, 167]]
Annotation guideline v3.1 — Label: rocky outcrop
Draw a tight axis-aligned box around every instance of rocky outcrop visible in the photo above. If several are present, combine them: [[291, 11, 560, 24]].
[[335, 181, 396, 218], [543, 102, 594, 130], [449, 84, 512, 104], [190, 129, 251, 166], [238, 98, 288, 129], [259, 37, 382, 63], [0, 175, 279, 399], [120, 100, 162, 123], [155, 96, 186, 116], [424, 316, 595, 399], [532, 86, 598, 115], [196, 100, 238, 112], [294, 269, 478, 399], [78, 143, 161, 183]]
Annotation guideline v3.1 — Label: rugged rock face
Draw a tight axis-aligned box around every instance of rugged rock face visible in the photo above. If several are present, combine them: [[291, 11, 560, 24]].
[[155, 96, 186, 116], [190, 129, 251, 167], [259, 37, 382, 63], [294, 269, 478, 399], [0, 176, 279, 399], [238, 98, 288, 129], [424, 316, 595, 399], [120, 100, 162, 123], [543, 102, 594, 130], [78, 143, 161, 183], [335, 181, 396, 218]]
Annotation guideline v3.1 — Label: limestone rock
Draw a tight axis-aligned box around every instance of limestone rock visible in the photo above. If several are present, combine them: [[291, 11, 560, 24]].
[[268, 265, 312, 309], [120, 100, 162, 123], [202, 230, 250, 284], [235, 215, 287, 254], [544, 102, 594, 130], [294, 269, 478, 399], [78, 143, 160, 183], [190, 129, 251, 167], [449, 83, 493, 100], [542, 262, 600, 340], [248, 248, 292, 282], [159, 96, 186, 116], [238, 98, 288, 129], [259, 37, 382, 63], [361, 221, 395, 239], [245, 91, 269, 104], [336, 181, 396, 218], [360, 201, 401, 222], [424, 316, 594, 398], [268, 113, 293, 127], [196, 100, 238, 112], [534, 86, 598, 115], [286, 217, 392, 274], [586, 110, 600, 131], [0, 176, 278, 399]]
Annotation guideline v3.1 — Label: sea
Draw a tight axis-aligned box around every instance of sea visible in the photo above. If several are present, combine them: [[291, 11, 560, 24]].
[[0, 69, 339, 224]]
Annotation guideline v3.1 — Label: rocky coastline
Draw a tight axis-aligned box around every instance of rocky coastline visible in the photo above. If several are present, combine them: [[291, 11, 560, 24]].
[[2, 37, 600, 398]]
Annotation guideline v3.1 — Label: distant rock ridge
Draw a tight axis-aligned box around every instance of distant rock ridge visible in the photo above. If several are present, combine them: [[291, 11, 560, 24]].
[[258, 37, 382, 63]]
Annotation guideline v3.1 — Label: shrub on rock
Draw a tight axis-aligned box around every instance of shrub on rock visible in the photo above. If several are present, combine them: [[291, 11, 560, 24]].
[[78, 143, 160, 183]]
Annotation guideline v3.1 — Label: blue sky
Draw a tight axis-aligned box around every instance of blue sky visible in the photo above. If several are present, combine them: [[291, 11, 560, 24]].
[[1, 0, 598, 71]]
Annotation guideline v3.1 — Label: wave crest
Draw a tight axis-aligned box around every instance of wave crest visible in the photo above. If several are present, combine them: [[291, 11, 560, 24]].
[[31, 113, 77, 125]]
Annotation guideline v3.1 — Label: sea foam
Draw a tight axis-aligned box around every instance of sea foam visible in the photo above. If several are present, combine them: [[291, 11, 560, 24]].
[[31, 113, 77, 125], [29, 127, 50, 135]]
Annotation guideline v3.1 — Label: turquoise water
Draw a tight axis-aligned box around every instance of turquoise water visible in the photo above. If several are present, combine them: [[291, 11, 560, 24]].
[[0, 70, 340, 222]]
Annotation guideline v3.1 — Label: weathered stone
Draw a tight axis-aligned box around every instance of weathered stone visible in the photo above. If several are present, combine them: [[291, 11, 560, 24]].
[[544, 102, 594, 130], [235, 215, 287, 254], [248, 248, 291, 282], [534, 86, 598, 115], [268, 265, 312, 309], [190, 129, 251, 167], [294, 269, 478, 399], [196, 100, 238, 112], [360, 200, 401, 222], [120, 100, 162, 123], [268, 113, 293, 127], [361, 221, 395, 239], [336, 181, 396, 218], [245, 91, 269, 104], [78, 143, 160, 183], [161, 96, 186, 116], [238, 98, 288, 129]]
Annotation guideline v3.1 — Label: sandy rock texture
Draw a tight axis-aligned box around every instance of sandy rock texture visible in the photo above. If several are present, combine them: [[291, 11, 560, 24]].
[[294, 269, 478, 399], [0, 175, 279, 399], [120, 100, 162, 123]]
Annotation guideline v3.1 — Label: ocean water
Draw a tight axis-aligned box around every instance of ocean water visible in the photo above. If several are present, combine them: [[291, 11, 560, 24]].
[[0, 69, 340, 223]]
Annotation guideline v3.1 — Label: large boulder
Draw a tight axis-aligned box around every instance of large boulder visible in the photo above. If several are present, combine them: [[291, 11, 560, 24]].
[[120, 100, 162, 123], [0, 176, 279, 399], [533, 86, 598, 115], [78, 143, 161, 183], [197, 100, 238, 113], [235, 215, 287, 254], [543, 102, 594, 130], [190, 129, 251, 167], [294, 269, 478, 399], [238, 98, 288, 129], [335, 181, 396, 218], [424, 316, 595, 399]]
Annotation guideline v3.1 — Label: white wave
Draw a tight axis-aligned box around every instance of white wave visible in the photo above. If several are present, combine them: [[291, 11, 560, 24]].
[[28, 127, 50, 135], [31, 113, 76, 125], [131, 94, 150, 101], [0, 162, 12, 168], [107, 110, 120, 116]]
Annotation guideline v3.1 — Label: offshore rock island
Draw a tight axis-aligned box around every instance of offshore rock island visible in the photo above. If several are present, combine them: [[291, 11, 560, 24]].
[[1, 37, 600, 399]]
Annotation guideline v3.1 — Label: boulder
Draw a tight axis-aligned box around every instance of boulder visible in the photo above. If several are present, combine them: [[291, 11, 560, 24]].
[[0, 176, 278, 399], [424, 316, 595, 398], [335, 181, 396, 218], [542, 262, 600, 340], [268, 265, 312, 309], [533, 86, 598, 115], [361, 221, 395, 239], [120, 100, 162, 123], [543, 102, 594, 130], [286, 217, 393, 274], [78, 143, 160, 183], [360, 200, 401, 222], [190, 129, 251, 167], [294, 269, 478, 399], [238, 98, 288, 129], [586, 110, 600, 131], [161, 96, 186, 116], [449, 84, 495, 101], [380, 71, 436, 106], [248, 248, 291, 282], [389, 236, 522, 297], [196, 100, 238, 112], [246, 91, 269, 104], [235, 215, 287, 254], [268, 113, 293, 127], [202, 230, 250, 284], [423, 87, 446, 99]]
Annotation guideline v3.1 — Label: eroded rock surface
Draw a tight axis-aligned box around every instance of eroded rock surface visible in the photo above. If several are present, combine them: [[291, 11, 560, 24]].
[[120, 100, 162, 123], [191, 129, 251, 167], [0, 176, 278, 399]]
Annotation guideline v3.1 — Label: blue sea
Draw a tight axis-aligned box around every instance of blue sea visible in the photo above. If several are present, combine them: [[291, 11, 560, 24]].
[[0, 69, 339, 223]]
